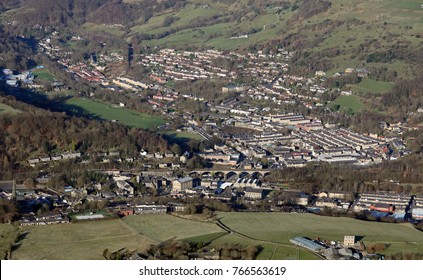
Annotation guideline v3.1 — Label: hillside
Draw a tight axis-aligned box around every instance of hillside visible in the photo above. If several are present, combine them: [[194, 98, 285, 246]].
[[1, 0, 422, 76], [0, 95, 169, 179]]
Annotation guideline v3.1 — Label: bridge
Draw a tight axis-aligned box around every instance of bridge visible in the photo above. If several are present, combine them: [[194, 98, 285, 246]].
[[189, 169, 272, 180]]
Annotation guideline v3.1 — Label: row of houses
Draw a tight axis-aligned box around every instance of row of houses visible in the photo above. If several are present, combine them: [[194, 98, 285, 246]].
[[229, 124, 401, 168], [117, 204, 167, 216], [139, 48, 290, 88], [27, 152, 81, 166], [112, 76, 149, 91], [19, 213, 69, 226], [27, 149, 184, 167]]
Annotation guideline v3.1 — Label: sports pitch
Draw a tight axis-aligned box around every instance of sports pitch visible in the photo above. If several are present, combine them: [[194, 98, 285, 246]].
[[64, 98, 167, 130]]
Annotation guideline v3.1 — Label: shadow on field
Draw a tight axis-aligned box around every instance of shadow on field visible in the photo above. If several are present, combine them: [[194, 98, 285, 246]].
[[0, 83, 98, 120], [11, 231, 30, 252], [162, 133, 194, 146], [356, 236, 365, 242]]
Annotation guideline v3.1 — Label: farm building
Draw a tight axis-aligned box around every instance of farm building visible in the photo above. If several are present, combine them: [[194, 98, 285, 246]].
[[343, 236, 356, 247], [19, 213, 69, 226], [75, 213, 105, 220], [290, 237, 327, 252]]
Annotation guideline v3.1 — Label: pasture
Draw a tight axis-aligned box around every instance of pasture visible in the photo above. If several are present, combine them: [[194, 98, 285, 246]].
[[12, 219, 152, 260], [164, 131, 205, 145], [123, 214, 225, 242], [350, 79, 394, 94], [0, 103, 20, 115], [330, 95, 364, 114], [64, 98, 167, 129], [81, 22, 125, 37], [217, 212, 423, 256], [0, 224, 20, 259], [182, 232, 228, 244], [206, 232, 321, 260], [130, 3, 223, 35], [32, 68, 56, 81], [8, 212, 422, 259]]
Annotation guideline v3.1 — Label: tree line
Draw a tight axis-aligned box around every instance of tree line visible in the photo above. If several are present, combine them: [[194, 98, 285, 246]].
[[0, 95, 169, 179]]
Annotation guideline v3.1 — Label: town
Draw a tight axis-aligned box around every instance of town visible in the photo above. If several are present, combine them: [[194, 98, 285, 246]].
[[1, 32, 412, 171], [1, 30, 423, 261]]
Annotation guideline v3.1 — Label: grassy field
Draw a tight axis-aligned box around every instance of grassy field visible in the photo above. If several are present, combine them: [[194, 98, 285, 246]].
[[8, 214, 319, 260], [130, 1, 284, 50], [207, 232, 320, 260], [164, 131, 204, 144], [81, 22, 125, 37], [0, 224, 20, 259], [217, 212, 423, 256], [123, 214, 225, 242], [350, 79, 394, 94], [12, 219, 152, 260], [32, 68, 56, 81], [64, 98, 167, 129], [130, 3, 223, 35], [9, 212, 421, 259], [0, 103, 20, 115], [183, 232, 228, 244], [330, 95, 364, 114]]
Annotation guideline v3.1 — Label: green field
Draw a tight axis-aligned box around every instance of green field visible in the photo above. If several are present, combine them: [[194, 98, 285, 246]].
[[182, 232, 227, 244], [206, 232, 320, 260], [122, 214, 321, 260], [64, 98, 167, 129], [81, 22, 125, 37], [0, 103, 20, 115], [164, 131, 205, 145], [350, 79, 394, 94], [9, 212, 421, 259], [12, 219, 152, 260], [217, 212, 423, 255], [130, 3, 224, 36], [330, 95, 364, 114], [32, 68, 56, 81], [123, 214, 225, 242], [0, 224, 20, 259], [128, 1, 285, 50]]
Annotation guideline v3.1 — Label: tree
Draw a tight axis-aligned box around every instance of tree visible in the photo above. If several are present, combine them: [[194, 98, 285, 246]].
[[103, 248, 109, 259], [2, 156, 10, 170], [170, 144, 182, 156], [76, 174, 87, 188], [186, 155, 205, 169]]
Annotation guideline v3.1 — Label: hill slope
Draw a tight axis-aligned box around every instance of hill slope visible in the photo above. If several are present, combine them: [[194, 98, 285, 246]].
[[1, 1, 422, 75]]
